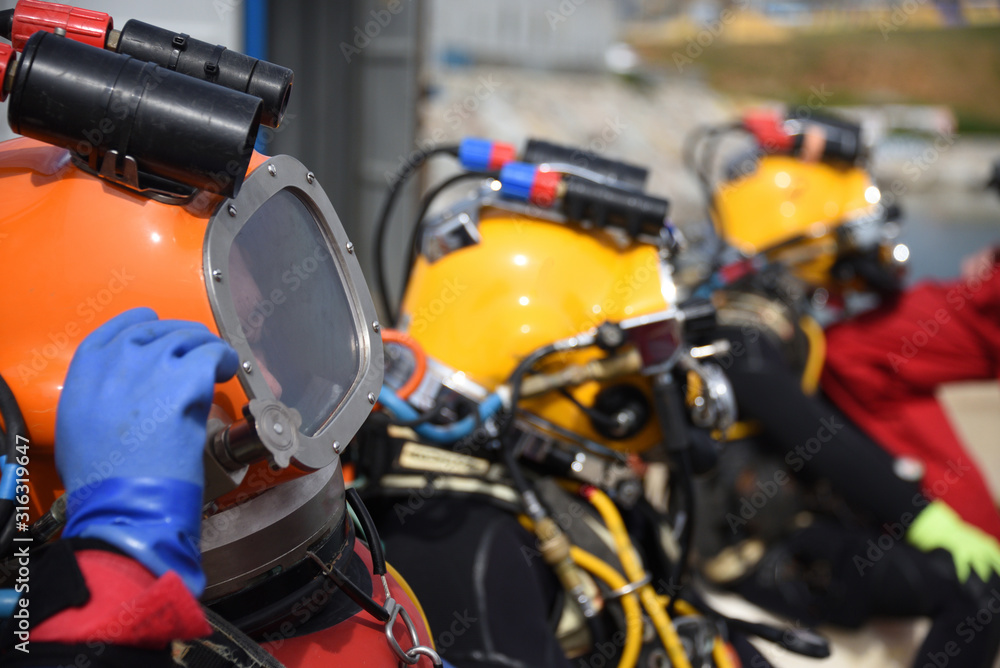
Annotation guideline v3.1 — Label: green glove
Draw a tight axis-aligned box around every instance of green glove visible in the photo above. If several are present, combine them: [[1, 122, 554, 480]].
[[907, 500, 1000, 583]]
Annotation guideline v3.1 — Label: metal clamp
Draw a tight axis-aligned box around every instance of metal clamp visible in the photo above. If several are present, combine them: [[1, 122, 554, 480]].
[[384, 597, 443, 666], [605, 571, 651, 600]]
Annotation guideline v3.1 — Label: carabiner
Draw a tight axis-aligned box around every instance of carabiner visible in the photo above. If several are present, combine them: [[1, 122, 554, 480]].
[[384, 597, 420, 664], [383, 597, 444, 666]]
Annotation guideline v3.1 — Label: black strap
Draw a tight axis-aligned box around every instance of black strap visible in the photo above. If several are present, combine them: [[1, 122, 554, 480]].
[[10, 537, 125, 629], [2, 642, 174, 668], [174, 607, 286, 668]]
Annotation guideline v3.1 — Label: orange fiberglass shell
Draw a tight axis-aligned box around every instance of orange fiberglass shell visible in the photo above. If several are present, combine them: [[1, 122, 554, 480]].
[[399, 210, 672, 453], [0, 137, 267, 516]]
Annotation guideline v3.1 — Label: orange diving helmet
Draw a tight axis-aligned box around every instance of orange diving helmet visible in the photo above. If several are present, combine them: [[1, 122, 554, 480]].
[[0, 6, 436, 665]]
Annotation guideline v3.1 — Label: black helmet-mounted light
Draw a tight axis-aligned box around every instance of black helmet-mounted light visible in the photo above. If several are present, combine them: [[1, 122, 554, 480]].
[[7, 31, 262, 199], [0, 0, 297, 199]]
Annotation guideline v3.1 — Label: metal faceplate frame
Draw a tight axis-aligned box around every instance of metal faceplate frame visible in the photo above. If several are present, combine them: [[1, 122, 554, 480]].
[[203, 154, 383, 469]]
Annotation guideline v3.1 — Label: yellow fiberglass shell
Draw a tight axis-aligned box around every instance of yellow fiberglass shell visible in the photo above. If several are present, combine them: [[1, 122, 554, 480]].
[[399, 208, 671, 453], [714, 155, 877, 286]]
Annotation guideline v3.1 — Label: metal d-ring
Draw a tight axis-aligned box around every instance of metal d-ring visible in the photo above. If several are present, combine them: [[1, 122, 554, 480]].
[[605, 571, 652, 600], [406, 645, 444, 666], [384, 597, 421, 664]]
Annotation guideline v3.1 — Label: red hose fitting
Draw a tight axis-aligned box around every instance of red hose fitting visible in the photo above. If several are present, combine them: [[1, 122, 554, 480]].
[[529, 169, 562, 207], [11, 0, 112, 51], [0, 44, 15, 101], [743, 109, 794, 153], [488, 142, 517, 170]]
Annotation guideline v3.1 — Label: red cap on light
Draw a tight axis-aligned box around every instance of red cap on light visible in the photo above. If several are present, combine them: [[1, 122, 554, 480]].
[[529, 169, 562, 207], [743, 109, 794, 153], [12, 0, 113, 51], [0, 44, 15, 101]]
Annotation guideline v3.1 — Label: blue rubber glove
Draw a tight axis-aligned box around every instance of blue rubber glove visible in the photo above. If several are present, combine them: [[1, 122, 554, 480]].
[[56, 308, 239, 596]]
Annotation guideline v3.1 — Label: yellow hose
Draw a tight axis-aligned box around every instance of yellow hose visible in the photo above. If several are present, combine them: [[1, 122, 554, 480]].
[[798, 315, 826, 396], [570, 547, 644, 668], [585, 487, 693, 668], [712, 637, 737, 668], [518, 515, 643, 668], [652, 596, 737, 668]]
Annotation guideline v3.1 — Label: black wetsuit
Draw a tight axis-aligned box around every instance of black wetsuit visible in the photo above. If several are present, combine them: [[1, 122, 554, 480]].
[[714, 325, 1000, 668]]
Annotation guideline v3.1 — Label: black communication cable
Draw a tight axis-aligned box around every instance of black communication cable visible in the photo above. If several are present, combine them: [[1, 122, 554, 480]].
[[346, 487, 386, 577], [0, 373, 28, 558], [666, 447, 696, 618], [556, 387, 619, 429], [393, 169, 498, 325], [498, 343, 561, 497], [373, 144, 459, 323], [0, 373, 27, 462], [390, 394, 450, 428]]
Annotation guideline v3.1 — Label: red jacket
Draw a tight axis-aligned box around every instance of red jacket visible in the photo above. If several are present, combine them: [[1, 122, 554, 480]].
[[823, 259, 1000, 538]]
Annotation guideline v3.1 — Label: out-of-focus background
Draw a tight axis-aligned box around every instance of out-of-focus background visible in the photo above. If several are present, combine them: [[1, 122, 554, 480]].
[[2, 0, 995, 298], [2, 1, 996, 664]]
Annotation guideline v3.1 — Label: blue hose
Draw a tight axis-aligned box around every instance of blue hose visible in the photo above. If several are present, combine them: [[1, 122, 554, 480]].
[[0, 459, 18, 501], [0, 589, 19, 617], [378, 386, 503, 445]]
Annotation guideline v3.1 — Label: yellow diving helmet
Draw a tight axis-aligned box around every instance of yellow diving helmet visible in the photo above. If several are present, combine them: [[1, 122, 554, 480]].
[[695, 109, 908, 297], [385, 141, 736, 459]]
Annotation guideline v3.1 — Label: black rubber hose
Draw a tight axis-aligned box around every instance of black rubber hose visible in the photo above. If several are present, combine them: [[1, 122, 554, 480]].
[[0, 372, 28, 461], [324, 561, 390, 623], [393, 169, 498, 325], [499, 343, 560, 497], [373, 144, 459, 322], [0, 373, 28, 558], [682, 587, 830, 658], [666, 447, 696, 618], [390, 394, 449, 427], [557, 387, 619, 429], [346, 487, 386, 577], [0, 10, 13, 42], [0, 511, 16, 558]]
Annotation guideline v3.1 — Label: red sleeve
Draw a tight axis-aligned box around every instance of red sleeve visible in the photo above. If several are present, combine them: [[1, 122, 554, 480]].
[[32, 550, 210, 650]]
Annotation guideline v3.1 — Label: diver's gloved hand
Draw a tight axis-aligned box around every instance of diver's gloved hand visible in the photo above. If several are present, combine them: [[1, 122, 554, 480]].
[[907, 500, 1000, 583], [56, 307, 239, 596]]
